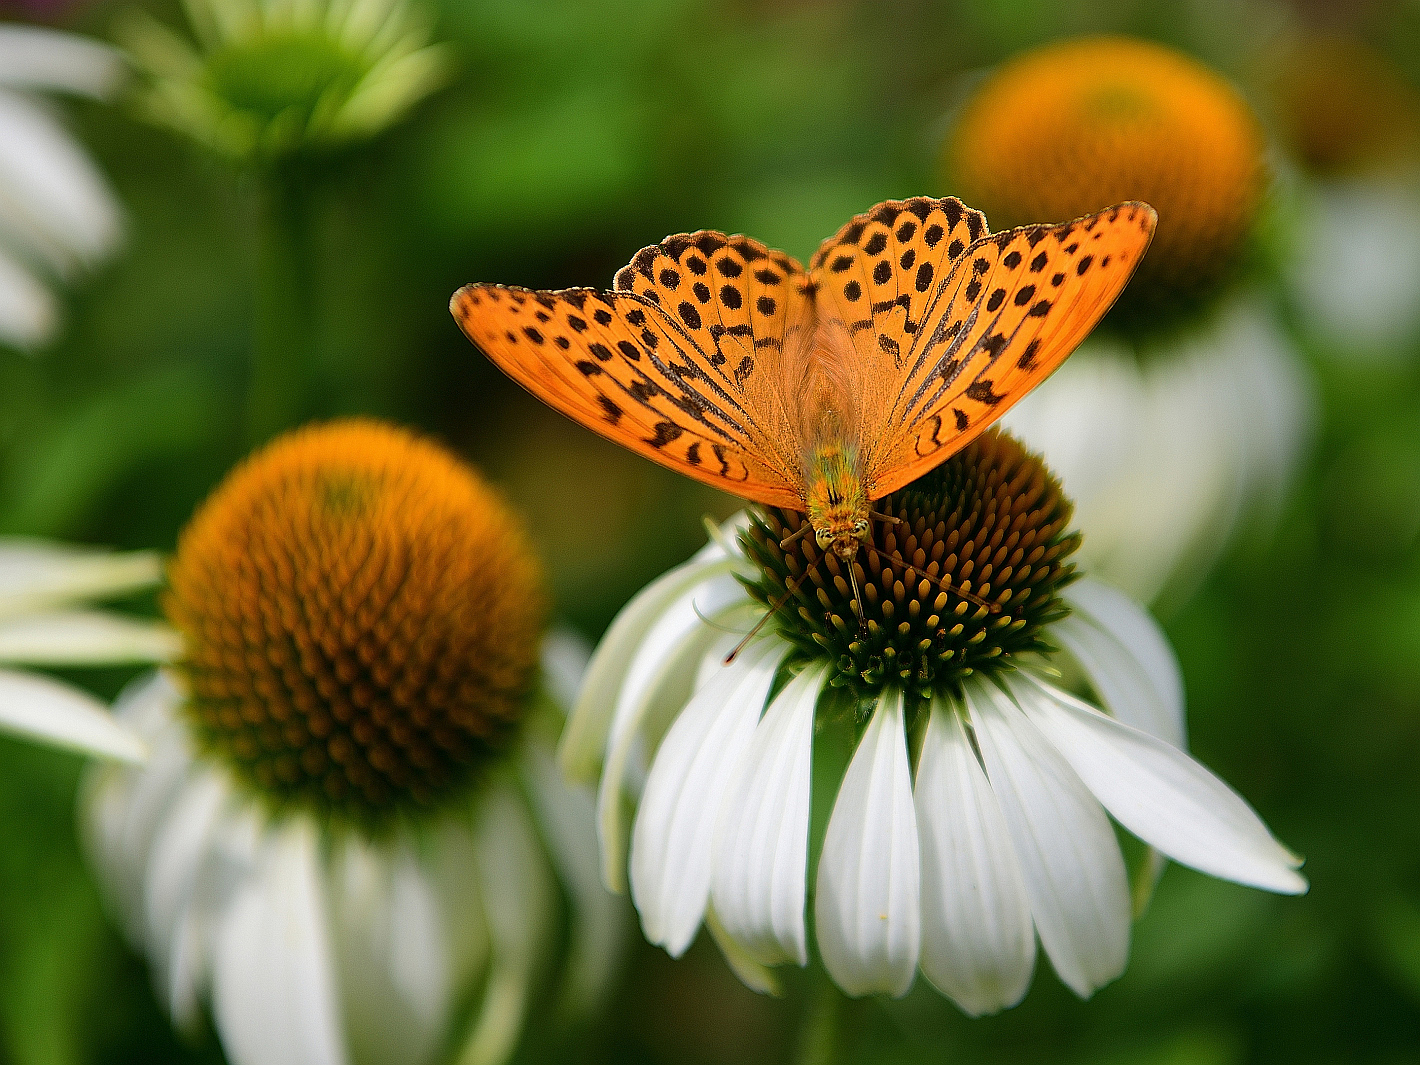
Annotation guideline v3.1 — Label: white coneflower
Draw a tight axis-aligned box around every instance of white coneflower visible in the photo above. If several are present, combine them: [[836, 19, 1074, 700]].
[[0, 537, 173, 761], [0, 24, 124, 349], [564, 429, 1304, 1009], [82, 419, 621, 1065], [945, 36, 1313, 606]]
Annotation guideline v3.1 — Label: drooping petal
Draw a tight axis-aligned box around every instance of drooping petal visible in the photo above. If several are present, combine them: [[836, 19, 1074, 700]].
[[212, 819, 348, 1065], [454, 784, 555, 1065], [560, 532, 740, 782], [0, 539, 162, 620], [915, 695, 1035, 1015], [1014, 673, 1306, 894], [964, 676, 1130, 998], [631, 634, 788, 956], [710, 660, 829, 968], [0, 609, 181, 665], [1060, 577, 1184, 745], [0, 88, 121, 273], [329, 831, 454, 1065], [142, 768, 230, 1026], [0, 666, 145, 761], [522, 743, 625, 1017], [814, 688, 921, 998], [704, 904, 780, 996], [596, 568, 748, 891]]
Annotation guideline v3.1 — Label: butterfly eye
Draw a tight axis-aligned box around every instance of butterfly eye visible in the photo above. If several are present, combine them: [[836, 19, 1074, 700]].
[[853, 519, 869, 537], [815, 528, 833, 548]]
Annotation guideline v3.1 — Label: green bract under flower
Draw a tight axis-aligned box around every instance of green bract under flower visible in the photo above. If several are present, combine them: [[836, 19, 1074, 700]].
[[122, 0, 452, 160], [739, 430, 1080, 701]]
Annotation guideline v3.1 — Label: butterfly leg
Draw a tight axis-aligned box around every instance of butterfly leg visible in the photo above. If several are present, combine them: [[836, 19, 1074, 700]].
[[845, 553, 868, 638], [778, 521, 815, 550], [870, 509, 906, 529], [725, 564, 816, 664], [866, 544, 1000, 615]]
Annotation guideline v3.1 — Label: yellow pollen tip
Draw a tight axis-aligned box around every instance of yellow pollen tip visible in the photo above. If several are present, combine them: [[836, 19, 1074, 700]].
[[166, 418, 546, 822], [946, 35, 1265, 307]]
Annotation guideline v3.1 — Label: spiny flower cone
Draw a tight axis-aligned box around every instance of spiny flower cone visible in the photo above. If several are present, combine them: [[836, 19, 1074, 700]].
[[165, 418, 546, 824]]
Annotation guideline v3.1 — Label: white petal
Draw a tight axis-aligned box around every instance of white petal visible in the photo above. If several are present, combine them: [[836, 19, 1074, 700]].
[[213, 819, 348, 1065], [964, 675, 1130, 998], [1061, 577, 1184, 745], [0, 539, 162, 619], [704, 905, 781, 996], [596, 567, 749, 891], [631, 634, 787, 956], [522, 742, 625, 1017], [710, 660, 828, 968], [0, 245, 55, 348], [329, 832, 453, 1065], [0, 609, 180, 665], [0, 27, 125, 98], [455, 784, 555, 1065], [1014, 673, 1306, 894], [0, 667, 145, 761], [559, 538, 738, 782], [915, 695, 1035, 1015], [0, 89, 121, 273], [78, 672, 187, 939], [814, 688, 921, 998]]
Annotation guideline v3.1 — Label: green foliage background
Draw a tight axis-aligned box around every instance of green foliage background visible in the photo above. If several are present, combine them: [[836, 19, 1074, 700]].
[[1, 0, 1418, 1063]]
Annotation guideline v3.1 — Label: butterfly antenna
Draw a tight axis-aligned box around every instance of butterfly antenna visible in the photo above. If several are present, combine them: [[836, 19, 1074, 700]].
[[724, 563, 817, 664], [866, 544, 1000, 614]]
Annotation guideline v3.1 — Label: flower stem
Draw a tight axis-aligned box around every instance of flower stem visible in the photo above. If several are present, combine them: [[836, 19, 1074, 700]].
[[794, 972, 842, 1065], [248, 162, 315, 445]]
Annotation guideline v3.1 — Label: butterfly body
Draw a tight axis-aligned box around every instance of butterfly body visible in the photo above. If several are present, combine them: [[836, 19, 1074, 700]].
[[451, 196, 1156, 574]]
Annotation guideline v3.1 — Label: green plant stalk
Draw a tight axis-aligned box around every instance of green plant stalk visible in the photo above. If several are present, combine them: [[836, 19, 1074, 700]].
[[794, 970, 842, 1065], [248, 163, 314, 445]]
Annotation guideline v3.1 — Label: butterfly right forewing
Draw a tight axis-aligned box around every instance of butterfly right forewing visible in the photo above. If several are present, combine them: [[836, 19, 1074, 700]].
[[866, 201, 1157, 498]]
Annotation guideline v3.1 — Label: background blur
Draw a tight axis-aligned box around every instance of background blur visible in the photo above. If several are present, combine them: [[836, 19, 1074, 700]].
[[2, 0, 1419, 1062]]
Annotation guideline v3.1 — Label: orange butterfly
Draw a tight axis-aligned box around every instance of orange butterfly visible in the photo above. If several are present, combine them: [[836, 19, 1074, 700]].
[[452, 196, 1154, 604]]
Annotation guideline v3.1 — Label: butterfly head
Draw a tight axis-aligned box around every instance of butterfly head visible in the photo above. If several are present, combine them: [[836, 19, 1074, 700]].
[[814, 516, 871, 559]]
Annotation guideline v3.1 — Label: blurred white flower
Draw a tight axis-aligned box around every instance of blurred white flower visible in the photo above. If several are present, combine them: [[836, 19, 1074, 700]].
[[1286, 179, 1420, 361], [0, 537, 172, 761], [566, 461, 1304, 1009], [1004, 294, 1313, 606], [81, 420, 622, 1065], [85, 635, 620, 1065], [0, 23, 124, 349]]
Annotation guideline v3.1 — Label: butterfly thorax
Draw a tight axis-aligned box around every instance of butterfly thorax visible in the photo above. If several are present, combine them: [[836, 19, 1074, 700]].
[[805, 440, 870, 560]]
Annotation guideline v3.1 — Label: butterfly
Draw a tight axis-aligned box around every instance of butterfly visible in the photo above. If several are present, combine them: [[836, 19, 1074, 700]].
[[451, 196, 1155, 622]]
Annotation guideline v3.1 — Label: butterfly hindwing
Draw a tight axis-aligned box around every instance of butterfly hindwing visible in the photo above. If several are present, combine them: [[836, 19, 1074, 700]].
[[866, 201, 1158, 497], [451, 238, 809, 508]]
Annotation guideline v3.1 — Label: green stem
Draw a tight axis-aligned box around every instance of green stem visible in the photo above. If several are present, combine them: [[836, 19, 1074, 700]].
[[794, 972, 842, 1065], [248, 162, 315, 445]]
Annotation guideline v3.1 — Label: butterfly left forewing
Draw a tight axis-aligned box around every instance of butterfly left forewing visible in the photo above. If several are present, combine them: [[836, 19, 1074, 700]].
[[865, 201, 1158, 498]]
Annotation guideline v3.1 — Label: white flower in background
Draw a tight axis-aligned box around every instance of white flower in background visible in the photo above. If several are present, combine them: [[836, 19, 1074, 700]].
[[944, 37, 1312, 608], [564, 431, 1304, 1009], [0, 537, 175, 761], [0, 24, 124, 350], [1003, 294, 1312, 606], [83, 420, 621, 1065], [1286, 179, 1420, 360]]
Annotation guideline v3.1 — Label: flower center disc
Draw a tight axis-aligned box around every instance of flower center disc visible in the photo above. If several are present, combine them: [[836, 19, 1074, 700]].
[[166, 420, 545, 824], [741, 430, 1079, 700]]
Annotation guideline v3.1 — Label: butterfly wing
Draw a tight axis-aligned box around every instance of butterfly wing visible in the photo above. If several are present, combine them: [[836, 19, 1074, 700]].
[[858, 201, 1158, 498], [451, 232, 812, 508], [806, 197, 990, 443]]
